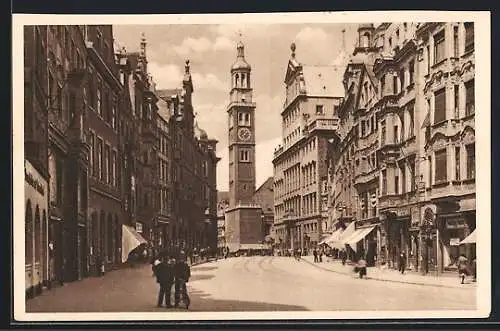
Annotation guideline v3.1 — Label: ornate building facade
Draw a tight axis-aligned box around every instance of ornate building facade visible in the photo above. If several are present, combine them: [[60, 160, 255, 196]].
[[273, 43, 343, 251], [327, 22, 476, 274]]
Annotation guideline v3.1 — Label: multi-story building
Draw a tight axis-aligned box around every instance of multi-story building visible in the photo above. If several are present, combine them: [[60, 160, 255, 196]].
[[155, 92, 173, 248], [159, 60, 220, 252], [252, 177, 275, 240], [414, 22, 475, 273], [216, 191, 230, 251], [24, 25, 51, 298], [328, 22, 476, 274], [273, 43, 343, 251], [85, 25, 125, 275], [45, 25, 91, 285]]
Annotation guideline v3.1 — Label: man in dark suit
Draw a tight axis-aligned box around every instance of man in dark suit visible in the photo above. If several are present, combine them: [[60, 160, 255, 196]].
[[174, 252, 191, 309], [152, 256, 175, 308]]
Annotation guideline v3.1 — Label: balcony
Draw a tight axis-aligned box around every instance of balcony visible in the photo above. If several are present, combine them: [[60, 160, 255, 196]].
[[306, 118, 339, 135]]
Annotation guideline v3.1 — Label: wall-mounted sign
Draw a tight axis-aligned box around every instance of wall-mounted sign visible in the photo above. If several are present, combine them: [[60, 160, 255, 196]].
[[25, 164, 46, 196], [135, 222, 143, 233], [450, 238, 461, 246]]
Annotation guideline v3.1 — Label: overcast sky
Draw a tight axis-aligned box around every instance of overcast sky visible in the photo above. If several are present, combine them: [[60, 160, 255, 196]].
[[113, 23, 359, 191]]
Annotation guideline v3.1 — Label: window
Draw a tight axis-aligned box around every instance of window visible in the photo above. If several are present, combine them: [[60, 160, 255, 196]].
[[434, 88, 446, 123], [401, 166, 406, 193], [455, 146, 461, 181], [400, 113, 405, 142], [316, 105, 324, 115], [409, 159, 416, 191], [144, 193, 149, 207], [381, 120, 386, 144], [361, 120, 366, 136], [409, 60, 415, 85], [434, 30, 445, 64], [428, 156, 433, 186], [435, 149, 447, 183], [96, 85, 102, 116], [454, 85, 460, 119], [240, 150, 250, 162], [465, 22, 474, 53], [105, 145, 110, 184], [395, 172, 399, 194], [111, 102, 116, 130], [408, 103, 415, 137], [97, 138, 103, 180], [112, 150, 117, 187], [381, 75, 385, 96], [238, 112, 250, 126], [393, 75, 398, 94], [426, 45, 431, 74], [465, 80, 475, 116], [453, 26, 459, 58], [466, 144, 475, 179], [393, 125, 399, 144], [89, 133, 95, 176], [55, 157, 64, 205], [229, 114, 234, 128], [382, 169, 387, 195]]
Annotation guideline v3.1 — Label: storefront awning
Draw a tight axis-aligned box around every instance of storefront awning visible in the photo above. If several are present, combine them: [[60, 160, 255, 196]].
[[122, 225, 148, 263], [342, 225, 377, 252], [460, 229, 476, 245], [319, 228, 344, 247]]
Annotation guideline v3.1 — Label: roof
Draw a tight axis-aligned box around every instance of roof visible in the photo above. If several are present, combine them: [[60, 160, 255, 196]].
[[302, 65, 344, 98], [156, 89, 182, 100], [254, 177, 273, 194]]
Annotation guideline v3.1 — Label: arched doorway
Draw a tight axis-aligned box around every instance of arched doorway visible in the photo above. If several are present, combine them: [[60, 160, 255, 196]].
[[25, 200, 33, 297], [34, 205, 41, 294]]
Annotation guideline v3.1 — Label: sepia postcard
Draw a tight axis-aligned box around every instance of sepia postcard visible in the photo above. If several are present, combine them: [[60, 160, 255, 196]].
[[12, 11, 491, 322]]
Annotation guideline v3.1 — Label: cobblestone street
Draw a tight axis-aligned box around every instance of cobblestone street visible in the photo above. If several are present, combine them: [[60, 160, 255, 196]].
[[26, 256, 476, 313]]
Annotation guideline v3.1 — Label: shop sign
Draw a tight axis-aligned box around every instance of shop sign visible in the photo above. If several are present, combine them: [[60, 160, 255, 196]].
[[25, 162, 46, 196], [450, 238, 461, 246], [135, 222, 143, 233]]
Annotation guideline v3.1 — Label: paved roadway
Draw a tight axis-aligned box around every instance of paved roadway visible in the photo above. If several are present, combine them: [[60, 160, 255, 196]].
[[26, 256, 476, 312]]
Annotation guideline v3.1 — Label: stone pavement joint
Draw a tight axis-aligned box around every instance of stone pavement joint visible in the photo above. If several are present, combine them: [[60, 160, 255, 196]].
[[300, 255, 476, 289]]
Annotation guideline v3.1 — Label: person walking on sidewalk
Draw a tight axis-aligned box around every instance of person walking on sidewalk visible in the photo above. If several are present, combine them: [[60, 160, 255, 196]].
[[174, 252, 191, 309], [356, 257, 368, 279], [341, 249, 347, 266], [313, 249, 318, 263], [152, 256, 175, 308], [398, 252, 407, 274], [457, 254, 469, 284]]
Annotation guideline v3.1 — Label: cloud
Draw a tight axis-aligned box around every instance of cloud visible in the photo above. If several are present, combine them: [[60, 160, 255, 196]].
[[192, 72, 228, 91], [147, 62, 183, 89], [295, 26, 329, 44], [172, 35, 235, 57]]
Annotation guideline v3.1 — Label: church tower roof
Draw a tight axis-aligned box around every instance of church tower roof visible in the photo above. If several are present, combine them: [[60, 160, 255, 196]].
[[231, 38, 251, 71]]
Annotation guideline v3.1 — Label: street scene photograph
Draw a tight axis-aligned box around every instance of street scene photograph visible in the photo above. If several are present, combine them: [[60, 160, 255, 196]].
[[13, 11, 491, 321]]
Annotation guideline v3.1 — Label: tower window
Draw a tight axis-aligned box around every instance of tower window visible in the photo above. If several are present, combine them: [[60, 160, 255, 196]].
[[238, 112, 250, 126], [239, 150, 250, 162]]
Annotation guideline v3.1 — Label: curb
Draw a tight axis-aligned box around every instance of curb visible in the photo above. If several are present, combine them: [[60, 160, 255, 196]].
[[300, 257, 474, 290]]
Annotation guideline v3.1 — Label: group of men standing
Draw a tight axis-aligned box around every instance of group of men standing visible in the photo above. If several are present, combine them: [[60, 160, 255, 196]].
[[152, 251, 191, 309]]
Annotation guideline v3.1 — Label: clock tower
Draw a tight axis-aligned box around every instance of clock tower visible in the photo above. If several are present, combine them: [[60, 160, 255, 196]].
[[227, 40, 256, 207], [225, 39, 263, 253]]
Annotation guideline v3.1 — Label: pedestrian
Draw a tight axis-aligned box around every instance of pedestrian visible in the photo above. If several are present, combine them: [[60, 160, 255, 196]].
[[357, 257, 367, 279], [398, 252, 407, 274], [319, 249, 323, 263], [341, 249, 347, 266], [313, 249, 318, 263], [152, 256, 175, 308], [174, 252, 191, 309], [472, 257, 477, 282], [457, 254, 469, 284]]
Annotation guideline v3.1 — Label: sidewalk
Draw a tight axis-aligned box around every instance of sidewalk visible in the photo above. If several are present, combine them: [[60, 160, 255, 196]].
[[301, 255, 476, 289]]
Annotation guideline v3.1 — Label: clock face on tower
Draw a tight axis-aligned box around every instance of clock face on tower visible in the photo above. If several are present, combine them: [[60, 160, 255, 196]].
[[238, 127, 251, 141]]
